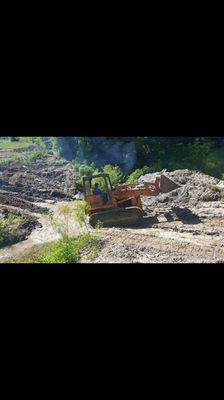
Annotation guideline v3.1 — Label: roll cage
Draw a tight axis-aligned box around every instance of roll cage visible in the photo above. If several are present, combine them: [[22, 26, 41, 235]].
[[82, 173, 113, 197]]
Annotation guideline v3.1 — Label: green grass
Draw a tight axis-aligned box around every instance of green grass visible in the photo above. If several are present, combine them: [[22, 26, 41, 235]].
[[0, 140, 33, 150], [0, 234, 101, 264], [39, 233, 100, 264], [0, 137, 47, 165], [0, 148, 47, 165]]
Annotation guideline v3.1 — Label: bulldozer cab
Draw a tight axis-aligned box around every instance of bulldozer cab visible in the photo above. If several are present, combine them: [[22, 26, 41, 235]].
[[83, 173, 113, 195], [83, 173, 114, 210]]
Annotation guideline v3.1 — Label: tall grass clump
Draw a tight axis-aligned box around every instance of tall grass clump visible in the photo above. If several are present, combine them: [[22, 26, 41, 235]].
[[39, 200, 101, 264]]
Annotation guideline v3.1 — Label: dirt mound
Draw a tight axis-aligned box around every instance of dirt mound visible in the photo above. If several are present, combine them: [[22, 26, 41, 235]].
[[0, 156, 79, 208], [139, 169, 224, 208], [0, 192, 49, 213]]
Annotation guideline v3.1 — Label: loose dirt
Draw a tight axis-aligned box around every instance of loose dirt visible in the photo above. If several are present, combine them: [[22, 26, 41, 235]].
[[92, 170, 224, 264]]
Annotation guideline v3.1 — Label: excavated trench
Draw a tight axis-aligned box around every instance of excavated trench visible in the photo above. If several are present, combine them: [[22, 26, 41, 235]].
[[0, 159, 224, 264]]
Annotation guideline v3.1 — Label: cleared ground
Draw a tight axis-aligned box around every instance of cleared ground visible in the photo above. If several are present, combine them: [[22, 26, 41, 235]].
[[88, 169, 224, 263]]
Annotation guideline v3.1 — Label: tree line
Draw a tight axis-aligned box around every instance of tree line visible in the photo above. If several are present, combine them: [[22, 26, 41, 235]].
[[50, 136, 224, 179], [1, 136, 223, 179]]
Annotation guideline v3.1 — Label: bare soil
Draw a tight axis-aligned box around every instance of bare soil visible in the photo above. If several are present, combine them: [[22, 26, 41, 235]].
[[92, 170, 224, 264]]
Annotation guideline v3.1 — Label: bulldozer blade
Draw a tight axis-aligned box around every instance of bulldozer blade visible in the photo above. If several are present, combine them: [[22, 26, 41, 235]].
[[160, 174, 181, 193]]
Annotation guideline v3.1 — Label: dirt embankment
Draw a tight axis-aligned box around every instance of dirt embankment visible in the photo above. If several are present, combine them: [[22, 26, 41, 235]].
[[0, 155, 80, 248]]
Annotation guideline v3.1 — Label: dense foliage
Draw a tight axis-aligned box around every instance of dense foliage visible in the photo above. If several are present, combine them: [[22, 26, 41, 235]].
[[50, 136, 224, 179], [1, 135, 224, 179]]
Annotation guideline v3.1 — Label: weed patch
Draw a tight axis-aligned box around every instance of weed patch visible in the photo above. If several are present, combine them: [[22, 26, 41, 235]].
[[39, 233, 100, 264], [0, 215, 25, 246]]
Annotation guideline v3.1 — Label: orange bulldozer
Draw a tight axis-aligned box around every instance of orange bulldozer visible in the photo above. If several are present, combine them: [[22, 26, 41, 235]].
[[83, 173, 180, 228]]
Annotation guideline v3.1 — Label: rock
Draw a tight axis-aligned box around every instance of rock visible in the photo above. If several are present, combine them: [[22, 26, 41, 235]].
[[74, 192, 84, 200]]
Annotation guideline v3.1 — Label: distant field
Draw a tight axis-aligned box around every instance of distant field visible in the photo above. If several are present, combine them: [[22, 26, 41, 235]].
[[0, 138, 46, 164], [0, 140, 33, 150]]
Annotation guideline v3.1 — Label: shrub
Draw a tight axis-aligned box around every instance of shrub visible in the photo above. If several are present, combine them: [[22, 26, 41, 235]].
[[102, 164, 123, 186], [45, 201, 90, 239], [127, 166, 153, 183], [74, 163, 123, 191], [40, 237, 80, 263], [73, 162, 100, 190], [26, 150, 45, 162], [39, 233, 100, 264], [39, 199, 100, 264], [73, 201, 90, 231], [78, 162, 98, 177]]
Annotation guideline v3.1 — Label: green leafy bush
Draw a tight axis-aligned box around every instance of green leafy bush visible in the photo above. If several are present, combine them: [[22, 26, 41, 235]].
[[78, 162, 98, 177], [39, 233, 100, 264], [102, 164, 123, 186], [127, 166, 153, 183], [74, 163, 123, 191], [40, 236, 80, 263], [73, 162, 100, 191]]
